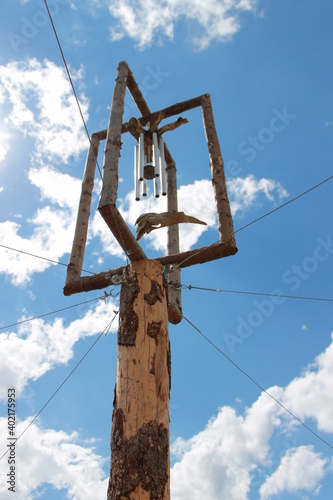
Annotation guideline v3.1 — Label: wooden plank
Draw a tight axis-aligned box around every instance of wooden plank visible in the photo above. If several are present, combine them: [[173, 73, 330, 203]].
[[99, 204, 146, 262], [65, 133, 100, 285]]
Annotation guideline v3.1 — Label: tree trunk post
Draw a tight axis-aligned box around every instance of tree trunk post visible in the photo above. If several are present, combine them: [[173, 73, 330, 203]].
[[108, 259, 171, 500]]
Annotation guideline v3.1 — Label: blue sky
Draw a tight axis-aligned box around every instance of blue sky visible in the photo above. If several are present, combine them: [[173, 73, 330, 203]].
[[0, 0, 333, 498]]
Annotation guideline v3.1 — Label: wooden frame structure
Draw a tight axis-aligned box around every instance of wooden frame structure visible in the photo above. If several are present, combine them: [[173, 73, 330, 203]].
[[63, 61, 237, 322]]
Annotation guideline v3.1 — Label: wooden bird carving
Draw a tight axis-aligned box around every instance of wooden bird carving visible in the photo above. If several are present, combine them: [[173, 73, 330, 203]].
[[135, 211, 207, 240]]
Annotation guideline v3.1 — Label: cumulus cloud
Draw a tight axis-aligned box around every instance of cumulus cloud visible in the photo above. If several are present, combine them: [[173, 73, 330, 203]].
[[259, 446, 328, 499], [0, 418, 108, 500], [0, 299, 118, 400], [119, 175, 287, 254], [170, 333, 333, 499], [0, 166, 81, 285], [171, 391, 282, 500], [282, 334, 333, 434], [102, 0, 259, 50], [0, 58, 88, 164], [227, 174, 288, 216], [119, 179, 215, 254]]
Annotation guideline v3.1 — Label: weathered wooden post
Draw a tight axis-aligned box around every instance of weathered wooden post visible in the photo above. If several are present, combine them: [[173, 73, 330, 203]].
[[108, 259, 170, 499], [63, 61, 237, 499]]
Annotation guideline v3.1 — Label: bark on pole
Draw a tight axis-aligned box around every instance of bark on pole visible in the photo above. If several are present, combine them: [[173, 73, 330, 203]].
[[108, 259, 170, 500]]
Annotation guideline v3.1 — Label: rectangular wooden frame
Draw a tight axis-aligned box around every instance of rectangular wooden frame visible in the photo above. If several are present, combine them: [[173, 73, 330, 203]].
[[64, 61, 237, 296]]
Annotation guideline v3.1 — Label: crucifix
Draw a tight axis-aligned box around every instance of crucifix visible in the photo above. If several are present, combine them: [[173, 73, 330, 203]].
[[63, 61, 237, 499]]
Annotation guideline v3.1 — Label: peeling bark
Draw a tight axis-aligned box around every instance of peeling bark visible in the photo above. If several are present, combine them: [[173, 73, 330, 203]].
[[144, 280, 164, 306], [167, 342, 171, 393], [147, 321, 162, 344], [109, 411, 169, 500], [118, 268, 139, 346]]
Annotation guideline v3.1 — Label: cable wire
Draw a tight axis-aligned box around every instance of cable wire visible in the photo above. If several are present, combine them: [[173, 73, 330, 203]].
[[182, 314, 333, 451], [235, 175, 333, 234], [0, 311, 119, 463], [2, 282, 330, 334], [177, 283, 333, 303], [0, 243, 95, 276], [178, 174, 333, 268], [43, 0, 103, 181], [0, 295, 103, 331]]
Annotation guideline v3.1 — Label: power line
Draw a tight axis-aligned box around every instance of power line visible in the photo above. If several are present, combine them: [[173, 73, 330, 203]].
[[43, 0, 103, 180], [235, 175, 333, 234], [0, 311, 119, 463], [1, 282, 330, 334], [179, 174, 333, 268], [0, 243, 95, 275], [0, 295, 104, 331], [177, 283, 333, 303], [182, 314, 333, 451]]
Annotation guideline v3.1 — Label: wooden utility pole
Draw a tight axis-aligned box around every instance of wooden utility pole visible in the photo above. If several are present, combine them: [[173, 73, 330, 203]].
[[63, 61, 237, 500], [108, 259, 170, 499]]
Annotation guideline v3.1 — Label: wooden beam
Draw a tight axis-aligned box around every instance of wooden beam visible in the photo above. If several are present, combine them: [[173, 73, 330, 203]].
[[99, 204, 146, 262], [108, 259, 170, 499], [91, 94, 206, 166], [65, 133, 100, 285], [126, 65, 151, 117], [99, 61, 129, 207], [63, 241, 237, 297], [201, 94, 236, 246], [122, 94, 206, 132], [166, 161, 182, 325]]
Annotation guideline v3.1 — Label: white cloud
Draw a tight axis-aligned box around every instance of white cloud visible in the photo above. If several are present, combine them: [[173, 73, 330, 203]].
[[28, 166, 81, 211], [102, 0, 258, 50], [0, 166, 81, 285], [282, 332, 333, 434], [0, 418, 108, 500], [227, 174, 288, 216], [0, 58, 89, 164], [0, 299, 118, 400], [170, 333, 333, 499], [259, 446, 327, 499], [171, 391, 282, 500], [0, 141, 9, 163], [119, 175, 287, 254]]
